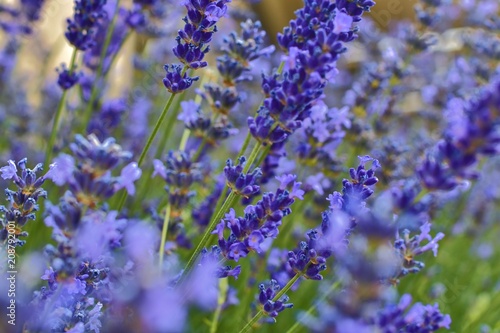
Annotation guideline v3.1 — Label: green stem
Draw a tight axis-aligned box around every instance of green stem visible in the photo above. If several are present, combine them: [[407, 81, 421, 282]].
[[278, 192, 311, 247], [116, 93, 177, 212], [158, 203, 171, 268], [45, 47, 78, 167], [210, 278, 229, 333], [413, 188, 429, 204], [154, 90, 185, 159], [179, 190, 237, 284], [179, 129, 191, 151], [129, 91, 184, 212], [239, 273, 302, 333], [253, 144, 271, 170], [178, 61, 285, 284], [179, 134, 262, 281], [277, 60, 285, 75], [242, 142, 263, 173], [284, 281, 340, 333], [138, 93, 177, 167], [237, 131, 252, 158], [192, 137, 207, 161], [80, 0, 122, 132]]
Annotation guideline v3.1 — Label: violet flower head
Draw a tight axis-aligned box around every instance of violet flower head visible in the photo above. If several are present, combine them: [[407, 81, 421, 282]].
[[83, 6, 129, 74], [65, 0, 108, 51], [172, 0, 231, 69], [163, 64, 199, 94], [257, 280, 293, 318], [372, 294, 451, 332], [339, 155, 380, 215], [20, 0, 45, 22], [224, 156, 262, 198], [152, 151, 201, 248], [154, 150, 202, 206], [213, 176, 302, 263], [56, 63, 82, 90], [49, 135, 138, 208], [393, 223, 445, 279], [250, 0, 374, 150], [0, 158, 54, 245], [217, 19, 275, 85]]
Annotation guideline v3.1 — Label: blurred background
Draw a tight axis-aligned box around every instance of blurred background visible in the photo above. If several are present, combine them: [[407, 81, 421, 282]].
[[0, 0, 418, 106], [253, 0, 417, 42]]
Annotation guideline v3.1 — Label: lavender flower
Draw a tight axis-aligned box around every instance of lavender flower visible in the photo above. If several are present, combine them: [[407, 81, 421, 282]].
[[0, 159, 54, 246], [392, 222, 445, 282], [47, 135, 139, 208], [224, 156, 262, 198], [65, 0, 108, 51], [371, 294, 451, 332], [56, 63, 82, 90], [257, 280, 293, 318], [163, 64, 199, 94], [213, 175, 303, 263]]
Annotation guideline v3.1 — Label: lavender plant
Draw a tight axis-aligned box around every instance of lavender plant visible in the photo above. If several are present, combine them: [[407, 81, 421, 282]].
[[1, 0, 500, 332]]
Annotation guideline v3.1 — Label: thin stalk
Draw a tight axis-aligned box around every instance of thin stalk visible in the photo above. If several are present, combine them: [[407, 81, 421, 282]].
[[130, 92, 184, 212], [278, 193, 311, 247], [116, 93, 177, 212], [154, 67, 205, 159], [413, 188, 429, 204], [284, 281, 340, 333], [210, 278, 229, 333], [239, 273, 302, 333], [178, 61, 285, 284], [242, 142, 263, 173], [158, 203, 171, 268], [45, 47, 78, 168], [237, 131, 252, 160], [154, 90, 186, 159], [176, 71, 210, 154], [179, 129, 191, 151], [192, 137, 207, 161], [179, 138, 261, 281], [253, 144, 271, 170], [138, 93, 177, 166], [179, 190, 237, 284], [80, 0, 122, 132]]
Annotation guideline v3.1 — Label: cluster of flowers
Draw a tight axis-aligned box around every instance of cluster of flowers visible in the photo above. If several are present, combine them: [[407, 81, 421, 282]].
[[1, 0, 500, 332]]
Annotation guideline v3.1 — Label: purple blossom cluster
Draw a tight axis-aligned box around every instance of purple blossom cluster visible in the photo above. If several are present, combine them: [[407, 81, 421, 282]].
[[163, 0, 231, 93], [213, 174, 303, 264], [2, 0, 500, 331], [0, 159, 53, 246], [178, 19, 274, 152], [65, 0, 108, 51]]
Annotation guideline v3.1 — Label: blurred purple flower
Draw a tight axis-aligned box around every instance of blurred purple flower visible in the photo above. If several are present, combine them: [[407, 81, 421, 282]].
[[116, 162, 142, 195]]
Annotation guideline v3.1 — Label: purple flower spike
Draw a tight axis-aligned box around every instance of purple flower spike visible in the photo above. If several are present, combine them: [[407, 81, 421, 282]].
[[56, 63, 82, 90], [163, 64, 199, 94], [224, 157, 262, 198], [394, 223, 445, 278]]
